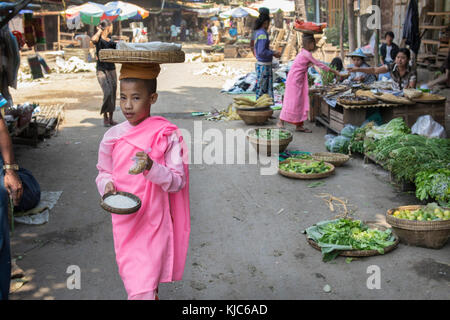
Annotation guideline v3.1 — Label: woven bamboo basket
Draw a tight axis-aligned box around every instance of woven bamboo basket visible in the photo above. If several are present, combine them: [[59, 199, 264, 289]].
[[101, 191, 142, 215], [278, 159, 335, 180], [99, 49, 185, 64], [386, 205, 450, 249], [247, 128, 293, 156], [411, 92, 447, 103], [376, 93, 414, 105], [312, 152, 350, 167], [237, 109, 273, 125], [307, 221, 399, 257]]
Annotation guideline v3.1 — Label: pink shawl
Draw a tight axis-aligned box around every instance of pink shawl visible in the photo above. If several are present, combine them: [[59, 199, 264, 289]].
[[109, 116, 190, 296]]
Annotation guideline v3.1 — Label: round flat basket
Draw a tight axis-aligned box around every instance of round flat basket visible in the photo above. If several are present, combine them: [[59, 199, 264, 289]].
[[237, 109, 273, 125], [337, 97, 378, 105], [386, 205, 450, 249], [99, 49, 185, 64], [411, 93, 447, 104], [376, 93, 414, 105], [101, 191, 142, 215], [247, 128, 293, 155], [278, 159, 335, 180], [307, 222, 399, 257], [312, 152, 350, 167]]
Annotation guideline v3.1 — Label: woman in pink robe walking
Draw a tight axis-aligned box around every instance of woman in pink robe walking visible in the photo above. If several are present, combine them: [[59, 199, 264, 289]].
[[278, 34, 340, 132]]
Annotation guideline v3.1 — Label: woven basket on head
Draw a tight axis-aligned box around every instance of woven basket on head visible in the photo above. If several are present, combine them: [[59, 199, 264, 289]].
[[247, 128, 293, 156], [386, 205, 450, 249], [312, 152, 350, 167], [278, 159, 335, 180], [99, 49, 185, 64], [307, 221, 399, 257], [237, 109, 273, 125]]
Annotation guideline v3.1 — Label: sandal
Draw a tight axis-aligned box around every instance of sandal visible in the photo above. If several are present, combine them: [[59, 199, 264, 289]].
[[103, 119, 111, 127], [296, 127, 312, 133]]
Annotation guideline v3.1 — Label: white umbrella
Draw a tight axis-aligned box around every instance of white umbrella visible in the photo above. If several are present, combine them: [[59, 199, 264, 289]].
[[219, 6, 259, 19], [252, 0, 295, 13]]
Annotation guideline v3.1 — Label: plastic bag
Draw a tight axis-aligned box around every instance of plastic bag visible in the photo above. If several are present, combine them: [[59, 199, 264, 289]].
[[340, 124, 357, 139], [325, 135, 350, 154], [411, 115, 446, 139]]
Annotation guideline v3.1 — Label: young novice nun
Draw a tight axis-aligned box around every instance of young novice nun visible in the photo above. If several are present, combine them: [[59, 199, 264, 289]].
[[96, 62, 190, 300], [278, 34, 341, 133]]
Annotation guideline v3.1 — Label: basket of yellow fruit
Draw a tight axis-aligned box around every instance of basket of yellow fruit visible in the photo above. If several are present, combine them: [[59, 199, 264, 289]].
[[386, 203, 450, 249]]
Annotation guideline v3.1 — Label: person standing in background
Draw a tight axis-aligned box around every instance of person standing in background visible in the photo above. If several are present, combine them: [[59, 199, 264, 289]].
[[91, 20, 118, 127], [252, 8, 281, 99], [380, 32, 399, 65]]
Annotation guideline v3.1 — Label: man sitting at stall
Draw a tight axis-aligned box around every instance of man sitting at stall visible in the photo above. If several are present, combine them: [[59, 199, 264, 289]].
[[348, 48, 417, 90], [345, 49, 377, 85]]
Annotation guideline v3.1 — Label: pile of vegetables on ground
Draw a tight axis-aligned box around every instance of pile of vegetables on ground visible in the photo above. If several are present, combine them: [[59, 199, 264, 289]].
[[343, 118, 450, 206], [392, 203, 450, 221], [279, 160, 331, 174], [305, 219, 396, 262], [251, 128, 292, 140]]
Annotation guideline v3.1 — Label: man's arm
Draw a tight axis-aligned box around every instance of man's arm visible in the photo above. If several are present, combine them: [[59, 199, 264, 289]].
[[0, 113, 22, 205], [91, 27, 102, 44]]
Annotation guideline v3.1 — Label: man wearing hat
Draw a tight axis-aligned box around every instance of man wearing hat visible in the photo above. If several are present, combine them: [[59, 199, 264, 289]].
[[346, 48, 377, 84]]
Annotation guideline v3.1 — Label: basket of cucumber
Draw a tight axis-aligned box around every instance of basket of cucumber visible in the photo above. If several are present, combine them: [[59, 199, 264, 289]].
[[386, 204, 450, 249], [278, 159, 335, 180]]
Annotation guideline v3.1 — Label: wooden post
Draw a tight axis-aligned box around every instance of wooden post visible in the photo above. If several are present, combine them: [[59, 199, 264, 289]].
[[340, 0, 345, 60], [347, 0, 356, 52], [57, 14, 60, 51], [374, 0, 380, 66]]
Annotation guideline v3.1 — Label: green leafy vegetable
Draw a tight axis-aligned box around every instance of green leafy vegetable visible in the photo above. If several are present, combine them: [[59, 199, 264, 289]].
[[306, 219, 396, 262], [280, 160, 331, 174], [252, 129, 292, 140]]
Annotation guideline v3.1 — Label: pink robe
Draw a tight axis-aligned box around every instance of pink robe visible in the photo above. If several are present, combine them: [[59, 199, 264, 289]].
[[96, 116, 190, 299], [280, 49, 331, 124]]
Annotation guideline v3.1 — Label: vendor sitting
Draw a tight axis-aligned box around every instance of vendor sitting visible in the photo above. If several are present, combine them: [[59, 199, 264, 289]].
[[348, 48, 417, 90], [345, 49, 377, 84]]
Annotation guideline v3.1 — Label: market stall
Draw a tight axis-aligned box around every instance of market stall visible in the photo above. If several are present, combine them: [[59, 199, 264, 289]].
[[310, 84, 447, 134]]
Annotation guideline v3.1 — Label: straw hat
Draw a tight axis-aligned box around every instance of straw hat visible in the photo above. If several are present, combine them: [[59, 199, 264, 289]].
[[347, 48, 367, 59]]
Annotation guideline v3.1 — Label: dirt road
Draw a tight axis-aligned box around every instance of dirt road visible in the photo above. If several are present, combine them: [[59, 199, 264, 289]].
[[7, 58, 450, 300]]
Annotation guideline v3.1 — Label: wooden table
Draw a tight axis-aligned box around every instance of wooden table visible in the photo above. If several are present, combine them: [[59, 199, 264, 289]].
[[311, 95, 447, 134]]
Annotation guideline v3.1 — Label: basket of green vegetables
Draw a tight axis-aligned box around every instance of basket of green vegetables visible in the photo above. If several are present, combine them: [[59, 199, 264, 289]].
[[247, 128, 293, 156], [278, 159, 335, 179], [305, 218, 399, 262]]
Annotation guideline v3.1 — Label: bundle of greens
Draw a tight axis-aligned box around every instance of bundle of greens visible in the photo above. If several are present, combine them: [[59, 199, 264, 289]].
[[369, 134, 450, 182], [365, 118, 411, 140], [306, 219, 396, 262], [279, 160, 331, 175], [320, 66, 337, 86], [349, 122, 375, 154], [415, 169, 450, 206]]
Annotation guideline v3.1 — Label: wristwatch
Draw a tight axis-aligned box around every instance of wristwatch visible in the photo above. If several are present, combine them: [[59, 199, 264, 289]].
[[3, 164, 19, 171]]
